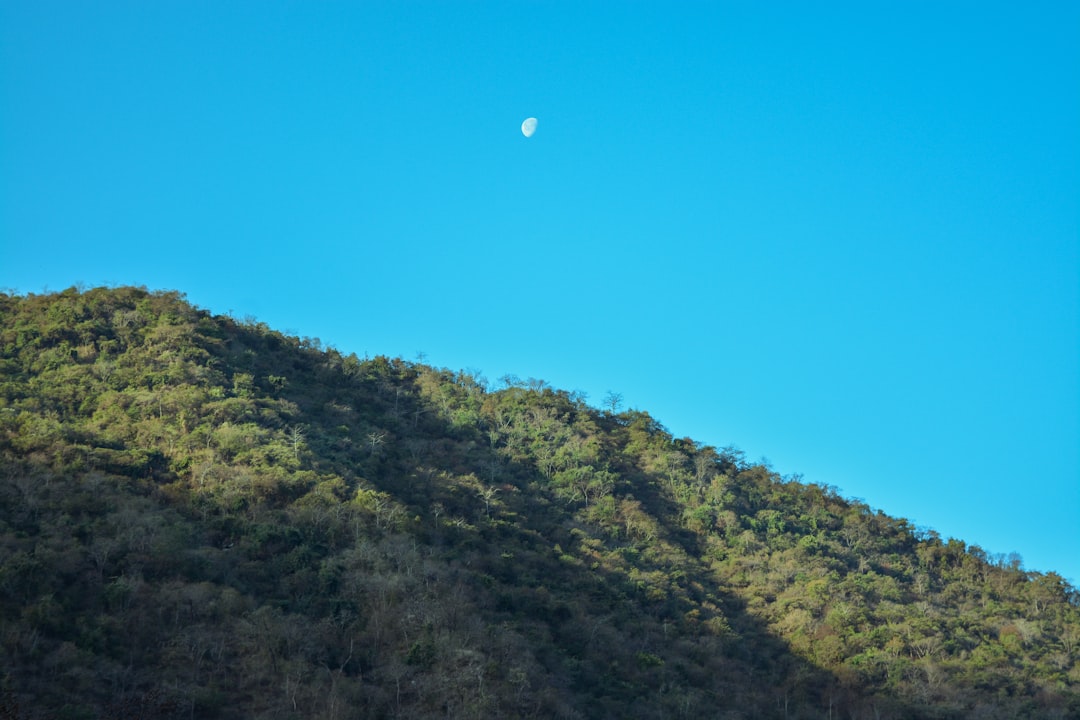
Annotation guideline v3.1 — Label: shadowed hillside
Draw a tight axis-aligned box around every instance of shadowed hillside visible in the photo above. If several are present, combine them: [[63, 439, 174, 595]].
[[1, 286, 1077, 719]]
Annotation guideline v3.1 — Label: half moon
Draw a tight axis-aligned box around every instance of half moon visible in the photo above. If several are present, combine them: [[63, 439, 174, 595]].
[[521, 117, 538, 138]]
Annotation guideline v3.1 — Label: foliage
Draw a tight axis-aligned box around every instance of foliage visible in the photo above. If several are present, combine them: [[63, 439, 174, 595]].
[[1, 286, 1077, 719]]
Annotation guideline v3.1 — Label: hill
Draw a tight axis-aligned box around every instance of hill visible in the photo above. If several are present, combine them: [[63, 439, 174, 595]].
[[1, 286, 1077, 719]]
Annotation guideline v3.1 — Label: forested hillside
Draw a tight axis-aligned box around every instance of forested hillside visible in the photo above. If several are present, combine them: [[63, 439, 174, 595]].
[[1, 286, 1077, 719]]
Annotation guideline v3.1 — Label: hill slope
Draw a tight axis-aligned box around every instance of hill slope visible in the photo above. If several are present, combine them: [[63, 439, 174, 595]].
[[1, 286, 1077, 719]]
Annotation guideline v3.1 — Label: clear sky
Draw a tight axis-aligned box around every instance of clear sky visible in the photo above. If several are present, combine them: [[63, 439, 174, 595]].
[[3, 2, 1078, 583]]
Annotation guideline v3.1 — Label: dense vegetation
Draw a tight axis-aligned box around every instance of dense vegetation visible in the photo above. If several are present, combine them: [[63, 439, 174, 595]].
[[1, 286, 1077, 719]]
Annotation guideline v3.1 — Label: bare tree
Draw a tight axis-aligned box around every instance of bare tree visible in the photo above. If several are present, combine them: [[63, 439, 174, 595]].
[[602, 391, 624, 414], [289, 425, 306, 460], [367, 430, 387, 454]]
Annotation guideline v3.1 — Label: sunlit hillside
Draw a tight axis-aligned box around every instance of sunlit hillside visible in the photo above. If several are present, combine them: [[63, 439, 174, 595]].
[[1, 286, 1077, 719]]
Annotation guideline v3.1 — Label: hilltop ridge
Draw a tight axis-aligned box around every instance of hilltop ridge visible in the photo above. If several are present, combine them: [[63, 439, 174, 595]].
[[1, 286, 1077, 719]]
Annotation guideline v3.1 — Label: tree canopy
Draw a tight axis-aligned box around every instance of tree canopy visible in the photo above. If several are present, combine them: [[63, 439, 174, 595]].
[[1, 286, 1077, 719]]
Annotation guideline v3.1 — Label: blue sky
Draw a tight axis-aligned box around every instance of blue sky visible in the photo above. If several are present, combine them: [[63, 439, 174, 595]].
[[3, 2, 1077, 583]]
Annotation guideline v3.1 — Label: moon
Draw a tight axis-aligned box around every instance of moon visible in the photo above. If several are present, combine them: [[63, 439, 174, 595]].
[[521, 117, 538, 138]]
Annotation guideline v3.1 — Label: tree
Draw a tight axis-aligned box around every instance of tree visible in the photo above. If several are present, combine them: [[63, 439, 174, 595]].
[[290, 425, 306, 460], [602, 390, 624, 414]]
